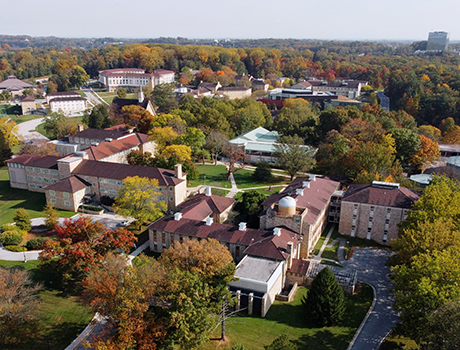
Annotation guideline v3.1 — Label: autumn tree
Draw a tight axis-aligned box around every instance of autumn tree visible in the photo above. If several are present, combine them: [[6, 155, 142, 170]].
[[43, 203, 59, 230], [205, 130, 230, 165], [0, 268, 42, 346], [159, 144, 192, 163], [121, 105, 154, 133], [13, 208, 31, 232], [302, 267, 345, 327], [225, 144, 244, 176], [116, 86, 127, 98], [114, 176, 166, 226], [39, 216, 136, 285], [273, 135, 315, 180], [418, 125, 441, 142], [0, 117, 20, 162], [411, 134, 440, 173], [0, 130, 12, 166], [82, 253, 165, 350], [149, 126, 178, 149], [442, 125, 460, 144], [20, 141, 58, 156]]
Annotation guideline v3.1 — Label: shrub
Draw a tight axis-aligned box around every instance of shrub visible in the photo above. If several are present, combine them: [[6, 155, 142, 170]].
[[252, 161, 274, 182], [43, 203, 59, 230], [264, 335, 298, 350], [5, 245, 27, 252], [1, 223, 18, 233], [26, 237, 50, 250], [13, 208, 31, 232], [0, 230, 23, 245], [79, 205, 103, 212], [100, 195, 115, 206]]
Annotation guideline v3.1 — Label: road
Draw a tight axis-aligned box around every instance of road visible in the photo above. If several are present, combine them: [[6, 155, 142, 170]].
[[376, 91, 390, 111], [82, 88, 107, 106], [340, 247, 399, 350], [16, 117, 48, 142]]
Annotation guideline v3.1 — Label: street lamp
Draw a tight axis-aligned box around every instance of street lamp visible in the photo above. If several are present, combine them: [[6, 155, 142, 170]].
[[23, 244, 27, 263]]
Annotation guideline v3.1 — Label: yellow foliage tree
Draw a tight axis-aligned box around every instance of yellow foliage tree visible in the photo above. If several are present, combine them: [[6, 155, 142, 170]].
[[442, 125, 460, 144], [0, 118, 20, 148], [149, 127, 178, 149], [160, 145, 192, 163], [411, 135, 441, 173]]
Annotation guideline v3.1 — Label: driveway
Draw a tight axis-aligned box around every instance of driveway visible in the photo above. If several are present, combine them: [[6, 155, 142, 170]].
[[16, 117, 48, 142], [340, 246, 399, 350]]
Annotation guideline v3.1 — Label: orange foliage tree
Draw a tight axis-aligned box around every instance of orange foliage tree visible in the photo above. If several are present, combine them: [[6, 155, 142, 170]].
[[411, 134, 441, 172]]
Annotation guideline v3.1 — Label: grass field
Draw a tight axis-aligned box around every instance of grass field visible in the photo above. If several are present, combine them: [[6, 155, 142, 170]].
[[233, 169, 290, 189], [35, 116, 84, 139], [188, 165, 232, 188], [96, 91, 137, 104], [212, 188, 230, 197], [0, 259, 93, 350], [199, 284, 373, 350], [0, 167, 76, 226]]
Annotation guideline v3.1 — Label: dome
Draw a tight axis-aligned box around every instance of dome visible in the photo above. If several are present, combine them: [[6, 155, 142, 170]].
[[279, 196, 296, 208]]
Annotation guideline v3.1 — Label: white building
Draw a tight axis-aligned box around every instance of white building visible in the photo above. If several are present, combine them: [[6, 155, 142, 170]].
[[98, 68, 175, 92], [46, 91, 81, 104], [49, 97, 88, 114]]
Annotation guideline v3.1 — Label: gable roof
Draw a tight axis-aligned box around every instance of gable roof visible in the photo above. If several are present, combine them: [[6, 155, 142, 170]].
[[229, 127, 279, 145], [72, 160, 183, 186], [0, 76, 33, 90], [6, 155, 60, 169], [69, 127, 128, 141], [83, 133, 149, 161], [177, 194, 235, 219], [46, 176, 91, 192], [262, 177, 340, 225], [342, 183, 420, 209], [111, 97, 151, 114], [289, 258, 310, 275]]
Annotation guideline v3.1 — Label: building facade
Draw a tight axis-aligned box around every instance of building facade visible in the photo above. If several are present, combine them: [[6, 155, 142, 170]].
[[49, 97, 88, 114], [427, 31, 449, 51], [98, 68, 175, 92]]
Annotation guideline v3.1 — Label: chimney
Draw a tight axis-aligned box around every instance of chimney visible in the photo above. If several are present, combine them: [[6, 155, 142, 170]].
[[309, 174, 316, 181], [302, 181, 310, 188], [287, 242, 294, 269], [175, 164, 183, 179], [205, 217, 213, 226], [174, 212, 182, 221], [205, 186, 212, 197], [77, 124, 84, 132], [239, 222, 247, 231], [296, 188, 304, 196], [273, 227, 281, 236]]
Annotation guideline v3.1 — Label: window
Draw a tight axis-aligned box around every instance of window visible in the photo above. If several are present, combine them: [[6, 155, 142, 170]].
[[64, 201, 71, 207], [28, 183, 36, 189], [235, 246, 240, 257], [368, 217, 373, 223], [108, 179, 117, 185], [36, 177, 43, 182], [50, 198, 57, 204], [169, 187, 173, 191], [26, 166, 32, 171], [169, 197, 173, 202], [162, 234, 166, 244], [63, 192, 70, 199], [387, 208, 391, 214], [153, 232, 157, 242], [170, 234, 174, 246], [385, 219, 390, 224], [42, 169, 49, 174], [27, 175, 34, 181], [34, 168, 40, 173], [179, 236, 183, 243], [117, 181, 123, 186], [49, 190, 56, 197], [370, 206, 375, 212], [367, 227, 372, 233]]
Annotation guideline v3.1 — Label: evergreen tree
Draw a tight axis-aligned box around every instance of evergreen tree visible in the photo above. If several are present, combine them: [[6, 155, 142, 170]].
[[43, 203, 59, 230], [302, 267, 345, 327], [13, 208, 31, 232], [0, 131, 12, 166], [252, 161, 273, 182]]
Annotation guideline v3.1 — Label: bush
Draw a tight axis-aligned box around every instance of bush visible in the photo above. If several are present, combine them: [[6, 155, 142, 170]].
[[13, 208, 31, 232], [1, 223, 18, 233], [100, 195, 115, 206], [79, 205, 103, 212], [252, 161, 274, 182], [0, 230, 23, 245], [26, 237, 50, 250], [5, 245, 27, 252], [264, 335, 298, 350], [43, 203, 59, 230]]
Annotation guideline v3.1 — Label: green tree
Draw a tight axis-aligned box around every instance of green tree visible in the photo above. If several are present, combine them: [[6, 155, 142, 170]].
[[273, 135, 315, 180], [302, 267, 345, 327], [205, 130, 229, 165], [69, 65, 89, 88], [13, 208, 31, 232], [252, 161, 273, 182], [0, 268, 42, 346], [83, 104, 110, 129], [390, 128, 421, 164], [43, 203, 59, 230], [264, 334, 298, 350], [151, 83, 177, 113], [116, 87, 127, 98], [0, 130, 12, 166], [114, 176, 166, 226]]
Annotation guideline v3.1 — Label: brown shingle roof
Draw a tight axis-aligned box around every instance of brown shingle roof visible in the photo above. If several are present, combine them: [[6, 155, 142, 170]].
[[70, 127, 128, 141], [111, 98, 151, 114], [342, 183, 420, 209], [46, 176, 91, 192], [7, 155, 60, 169], [262, 177, 340, 225], [178, 194, 235, 216], [83, 133, 148, 161], [289, 258, 310, 275], [0, 76, 33, 90], [72, 160, 183, 186]]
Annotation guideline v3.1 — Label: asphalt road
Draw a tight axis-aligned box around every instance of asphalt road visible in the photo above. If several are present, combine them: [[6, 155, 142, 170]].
[[342, 248, 399, 350]]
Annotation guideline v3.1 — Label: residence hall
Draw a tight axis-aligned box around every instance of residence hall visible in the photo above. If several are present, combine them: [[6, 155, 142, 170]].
[[259, 175, 340, 258], [46, 91, 87, 114], [98, 68, 175, 92], [338, 181, 420, 245]]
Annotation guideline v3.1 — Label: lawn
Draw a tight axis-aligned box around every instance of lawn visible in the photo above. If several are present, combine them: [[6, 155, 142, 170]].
[[96, 91, 137, 104], [212, 188, 230, 197], [8, 114, 41, 124], [35, 116, 84, 139], [0, 259, 93, 350], [233, 169, 289, 189], [188, 164, 232, 188], [0, 167, 76, 226], [199, 284, 373, 350], [251, 186, 285, 196]]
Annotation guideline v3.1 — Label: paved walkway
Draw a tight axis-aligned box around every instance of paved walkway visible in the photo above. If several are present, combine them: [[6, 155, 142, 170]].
[[15, 117, 48, 142], [225, 173, 239, 198], [311, 225, 335, 261]]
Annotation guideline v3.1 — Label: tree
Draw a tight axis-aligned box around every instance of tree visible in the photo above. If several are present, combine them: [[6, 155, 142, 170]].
[[149, 126, 178, 149], [121, 105, 154, 132], [43, 203, 59, 230], [151, 83, 177, 114], [69, 65, 89, 88], [83, 104, 110, 129], [159, 145, 192, 163], [82, 253, 164, 350], [235, 190, 267, 228], [116, 87, 127, 98], [20, 141, 58, 156], [442, 125, 460, 144], [273, 135, 315, 180], [114, 176, 166, 226], [390, 128, 421, 164], [205, 130, 229, 165], [264, 334, 298, 350], [418, 125, 441, 142], [159, 239, 235, 350], [225, 144, 244, 176], [411, 135, 440, 173], [13, 208, 31, 232], [55, 116, 80, 138], [0, 130, 12, 166], [39, 216, 136, 285], [252, 161, 274, 182], [0, 268, 42, 346], [0, 117, 20, 150], [302, 267, 345, 327]]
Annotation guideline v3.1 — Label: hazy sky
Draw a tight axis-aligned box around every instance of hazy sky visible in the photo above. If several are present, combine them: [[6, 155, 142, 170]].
[[2, 0, 460, 41]]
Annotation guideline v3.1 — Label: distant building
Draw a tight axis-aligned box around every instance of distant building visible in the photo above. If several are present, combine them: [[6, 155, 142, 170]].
[[98, 68, 175, 92], [20, 95, 36, 115], [0, 75, 33, 97], [218, 86, 252, 100], [307, 78, 368, 99], [46, 91, 81, 104], [267, 88, 338, 110], [111, 89, 155, 116], [49, 97, 87, 114], [338, 181, 420, 245], [252, 79, 269, 91], [427, 31, 449, 51]]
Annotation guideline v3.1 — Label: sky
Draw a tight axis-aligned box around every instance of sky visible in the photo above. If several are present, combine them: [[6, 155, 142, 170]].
[[2, 0, 460, 41]]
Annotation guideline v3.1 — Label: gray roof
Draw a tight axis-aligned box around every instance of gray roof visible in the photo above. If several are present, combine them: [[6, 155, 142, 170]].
[[234, 255, 282, 283], [230, 127, 279, 146], [0, 76, 33, 90]]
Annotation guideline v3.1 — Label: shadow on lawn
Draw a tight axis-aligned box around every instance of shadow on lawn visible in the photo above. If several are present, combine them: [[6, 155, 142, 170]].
[[296, 328, 355, 350], [264, 301, 308, 329]]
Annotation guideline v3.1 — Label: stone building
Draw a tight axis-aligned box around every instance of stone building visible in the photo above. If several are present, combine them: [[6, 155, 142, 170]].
[[338, 181, 420, 245], [98, 68, 175, 92], [20, 95, 36, 115], [218, 86, 252, 99], [259, 176, 340, 258]]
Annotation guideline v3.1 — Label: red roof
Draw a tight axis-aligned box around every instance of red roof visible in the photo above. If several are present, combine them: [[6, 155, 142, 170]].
[[46, 176, 91, 192], [83, 133, 148, 161], [7, 155, 60, 169], [178, 194, 235, 217], [289, 259, 310, 275], [342, 183, 420, 209], [262, 177, 340, 225]]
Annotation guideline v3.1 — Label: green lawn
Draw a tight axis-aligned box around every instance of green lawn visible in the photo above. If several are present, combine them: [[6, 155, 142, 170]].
[[35, 116, 84, 139], [252, 186, 285, 196], [0, 167, 75, 226], [212, 188, 230, 197], [0, 260, 93, 350], [97, 91, 137, 104], [233, 169, 289, 189], [322, 242, 340, 261], [8, 114, 41, 124], [188, 165, 232, 188], [199, 284, 373, 350]]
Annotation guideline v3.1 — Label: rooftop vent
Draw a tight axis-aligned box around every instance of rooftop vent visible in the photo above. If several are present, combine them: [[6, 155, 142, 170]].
[[296, 188, 304, 196], [273, 227, 282, 236], [205, 217, 213, 226], [371, 181, 400, 190], [239, 222, 247, 231], [302, 181, 310, 188], [105, 138, 113, 142], [309, 174, 316, 181], [91, 142, 99, 147], [174, 212, 182, 221], [205, 186, 212, 197], [75, 151, 86, 157]]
